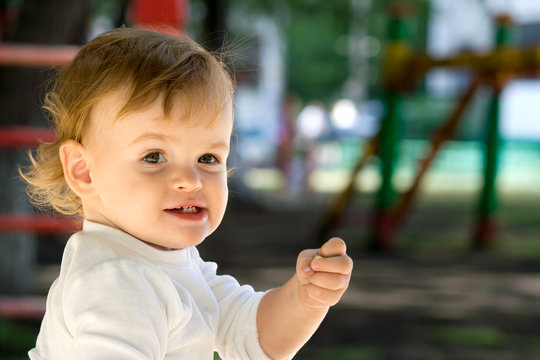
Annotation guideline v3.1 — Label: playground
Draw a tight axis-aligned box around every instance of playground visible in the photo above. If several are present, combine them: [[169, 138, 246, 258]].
[[2, 1, 540, 359]]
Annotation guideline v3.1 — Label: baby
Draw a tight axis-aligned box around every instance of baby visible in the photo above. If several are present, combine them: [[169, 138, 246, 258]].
[[23, 27, 353, 360]]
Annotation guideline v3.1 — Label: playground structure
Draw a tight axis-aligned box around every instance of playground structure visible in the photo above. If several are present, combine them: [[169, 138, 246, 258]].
[[0, 51, 81, 236], [319, 7, 540, 250]]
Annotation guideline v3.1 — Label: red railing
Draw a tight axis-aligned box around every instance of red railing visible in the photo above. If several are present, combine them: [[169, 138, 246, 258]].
[[0, 43, 79, 67]]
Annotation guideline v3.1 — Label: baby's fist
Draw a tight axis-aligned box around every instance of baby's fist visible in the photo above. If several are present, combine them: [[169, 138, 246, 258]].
[[296, 238, 353, 309]]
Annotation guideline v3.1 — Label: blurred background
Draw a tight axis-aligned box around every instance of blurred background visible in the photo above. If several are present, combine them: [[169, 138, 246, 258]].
[[1, 0, 540, 359]]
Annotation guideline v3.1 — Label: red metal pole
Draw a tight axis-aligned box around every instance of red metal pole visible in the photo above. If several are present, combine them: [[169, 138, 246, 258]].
[[0, 296, 46, 320], [131, 0, 189, 34], [0, 214, 81, 235], [0, 43, 79, 67], [0, 126, 56, 148]]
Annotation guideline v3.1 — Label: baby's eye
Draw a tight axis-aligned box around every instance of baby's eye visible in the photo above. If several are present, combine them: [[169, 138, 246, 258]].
[[199, 154, 219, 164], [142, 152, 166, 164]]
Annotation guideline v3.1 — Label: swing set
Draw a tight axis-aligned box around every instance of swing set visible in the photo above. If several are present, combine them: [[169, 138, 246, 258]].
[[318, 10, 540, 250]]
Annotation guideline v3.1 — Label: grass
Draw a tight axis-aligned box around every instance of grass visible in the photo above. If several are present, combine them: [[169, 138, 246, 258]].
[[215, 347, 381, 360], [430, 326, 511, 348], [368, 191, 540, 257], [430, 325, 540, 354], [0, 318, 40, 357], [303, 346, 382, 360], [1, 330, 381, 360]]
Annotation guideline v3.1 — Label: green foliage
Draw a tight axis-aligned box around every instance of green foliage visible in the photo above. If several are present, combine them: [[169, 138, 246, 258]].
[[285, 0, 351, 104], [430, 325, 540, 354], [0, 318, 39, 356], [430, 326, 510, 348]]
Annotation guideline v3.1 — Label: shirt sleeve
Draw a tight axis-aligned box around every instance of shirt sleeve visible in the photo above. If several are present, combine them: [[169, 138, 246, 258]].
[[63, 259, 185, 360], [197, 256, 272, 360]]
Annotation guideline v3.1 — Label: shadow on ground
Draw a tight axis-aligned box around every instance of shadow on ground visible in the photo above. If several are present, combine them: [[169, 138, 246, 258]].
[[199, 189, 540, 360]]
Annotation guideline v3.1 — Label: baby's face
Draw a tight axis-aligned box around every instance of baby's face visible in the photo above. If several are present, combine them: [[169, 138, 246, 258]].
[[81, 89, 232, 250]]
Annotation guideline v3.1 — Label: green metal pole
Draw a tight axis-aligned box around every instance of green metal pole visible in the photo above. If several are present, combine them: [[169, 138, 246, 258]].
[[377, 92, 401, 210], [371, 10, 408, 250], [479, 95, 501, 216], [474, 15, 511, 249]]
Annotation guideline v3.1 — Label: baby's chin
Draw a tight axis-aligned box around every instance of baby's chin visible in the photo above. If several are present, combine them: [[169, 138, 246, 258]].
[[142, 232, 209, 251]]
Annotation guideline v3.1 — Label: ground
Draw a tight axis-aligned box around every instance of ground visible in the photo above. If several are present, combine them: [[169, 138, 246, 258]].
[[2, 188, 540, 359], [201, 189, 540, 360]]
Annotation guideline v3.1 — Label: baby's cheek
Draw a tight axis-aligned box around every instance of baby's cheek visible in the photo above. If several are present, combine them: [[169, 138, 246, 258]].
[[210, 182, 228, 230]]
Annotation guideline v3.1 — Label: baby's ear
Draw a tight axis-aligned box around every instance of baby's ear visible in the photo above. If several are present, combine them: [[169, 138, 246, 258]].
[[59, 140, 93, 197]]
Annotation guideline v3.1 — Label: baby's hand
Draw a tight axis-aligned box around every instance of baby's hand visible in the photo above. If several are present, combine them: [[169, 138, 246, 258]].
[[296, 238, 353, 309]]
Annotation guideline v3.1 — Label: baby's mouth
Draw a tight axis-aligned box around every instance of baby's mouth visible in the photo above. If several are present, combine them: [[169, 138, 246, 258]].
[[166, 206, 201, 214], [164, 203, 208, 221]]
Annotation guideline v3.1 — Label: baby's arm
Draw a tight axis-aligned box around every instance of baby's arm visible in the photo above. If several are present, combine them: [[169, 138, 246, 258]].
[[256, 238, 353, 359]]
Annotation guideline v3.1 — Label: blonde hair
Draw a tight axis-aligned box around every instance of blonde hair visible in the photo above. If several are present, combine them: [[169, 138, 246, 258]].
[[21, 27, 234, 216]]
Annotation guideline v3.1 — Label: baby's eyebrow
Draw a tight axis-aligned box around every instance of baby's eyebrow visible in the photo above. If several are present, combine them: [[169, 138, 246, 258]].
[[129, 133, 230, 151], [208, 141, 230, 151], [129, 132, 173, 146]]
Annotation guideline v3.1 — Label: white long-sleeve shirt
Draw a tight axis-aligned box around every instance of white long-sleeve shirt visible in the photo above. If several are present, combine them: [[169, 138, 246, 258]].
[[29, 221, 271, 360]]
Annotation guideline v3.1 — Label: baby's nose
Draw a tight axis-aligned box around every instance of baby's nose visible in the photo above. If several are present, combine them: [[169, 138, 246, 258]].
[[171, 165, 202, 191]]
